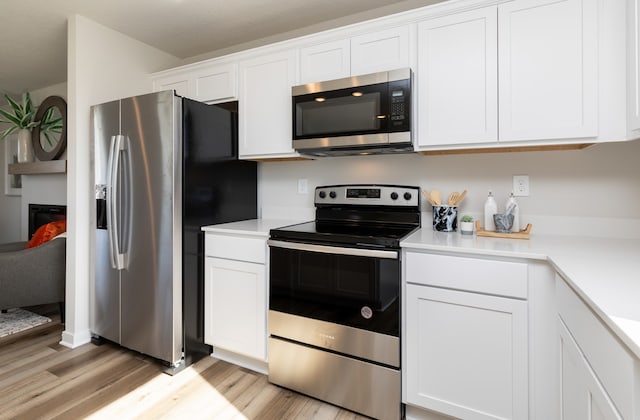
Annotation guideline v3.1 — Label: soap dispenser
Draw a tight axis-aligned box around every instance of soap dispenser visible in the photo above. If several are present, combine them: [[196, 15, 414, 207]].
[[484, 190, 498, 231], [505, 192, 520, 233]]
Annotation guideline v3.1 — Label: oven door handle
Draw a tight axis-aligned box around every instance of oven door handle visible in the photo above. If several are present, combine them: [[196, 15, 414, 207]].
[[267, 240, 398, 260]]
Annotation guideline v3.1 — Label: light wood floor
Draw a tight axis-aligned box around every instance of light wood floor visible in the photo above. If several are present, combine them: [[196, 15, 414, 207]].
[[0, 305, 368, 420]]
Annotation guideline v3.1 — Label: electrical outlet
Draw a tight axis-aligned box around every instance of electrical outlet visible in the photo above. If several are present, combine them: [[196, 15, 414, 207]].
[[297, 178, 308, 194], [513, 175, 530, 197]]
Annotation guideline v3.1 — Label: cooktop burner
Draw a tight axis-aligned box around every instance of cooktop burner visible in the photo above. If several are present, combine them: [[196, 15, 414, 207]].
[[270, 185, 421, 249]]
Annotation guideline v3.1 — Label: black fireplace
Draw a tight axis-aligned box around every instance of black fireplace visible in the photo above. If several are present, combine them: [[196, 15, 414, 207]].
[[28, 204, 67, 239]]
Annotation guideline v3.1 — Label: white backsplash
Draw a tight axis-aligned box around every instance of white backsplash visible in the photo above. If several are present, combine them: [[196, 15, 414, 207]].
[[259, 140, 640, 238]]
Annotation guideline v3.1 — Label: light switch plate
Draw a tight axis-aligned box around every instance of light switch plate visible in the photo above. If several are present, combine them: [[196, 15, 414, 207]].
[[297, 178, 308, 194]]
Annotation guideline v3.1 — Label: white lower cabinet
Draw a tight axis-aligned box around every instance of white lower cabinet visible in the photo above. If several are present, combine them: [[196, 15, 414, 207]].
[[203, 232, 268, 364], [404, 252, 529, 420], [405, 284, 528, 420], [204, 257, 266, 361], [559, 319, 622, 420], [556, 276, 638, 420]]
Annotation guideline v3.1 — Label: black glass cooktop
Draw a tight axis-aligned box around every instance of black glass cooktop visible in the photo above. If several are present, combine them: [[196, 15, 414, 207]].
[[270, 220, 418, 249]]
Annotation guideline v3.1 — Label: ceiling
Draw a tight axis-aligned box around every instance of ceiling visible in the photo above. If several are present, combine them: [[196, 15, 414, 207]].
[[0, 0, 444, 97]]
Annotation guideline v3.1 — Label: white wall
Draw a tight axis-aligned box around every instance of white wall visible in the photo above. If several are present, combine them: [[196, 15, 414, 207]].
[[0, 129, 21, 243], [63, 15, 180, 348], [259, 140, 640, 238], [0, 83, 68, 243]]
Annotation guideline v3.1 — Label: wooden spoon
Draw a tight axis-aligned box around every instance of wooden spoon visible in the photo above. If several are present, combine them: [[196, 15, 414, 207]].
[[454, 190, 467, 206], [431, 189, 442, 206], [422, 190, 436, 206], [448, 192, 459, 206]]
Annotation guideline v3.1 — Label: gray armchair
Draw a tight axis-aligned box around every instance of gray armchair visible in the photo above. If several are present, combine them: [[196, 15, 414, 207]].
[[0, 237, 66, 321]]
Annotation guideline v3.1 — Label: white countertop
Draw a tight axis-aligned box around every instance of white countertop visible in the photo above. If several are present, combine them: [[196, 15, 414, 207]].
[[202, 218, 640, 359], [402, 228, 640, 359], [201, 218, 306, 237]]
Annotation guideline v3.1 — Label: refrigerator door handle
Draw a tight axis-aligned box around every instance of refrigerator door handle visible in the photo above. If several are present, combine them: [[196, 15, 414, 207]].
[[120, 135, 133, 270], [106, 134, 128, 270]]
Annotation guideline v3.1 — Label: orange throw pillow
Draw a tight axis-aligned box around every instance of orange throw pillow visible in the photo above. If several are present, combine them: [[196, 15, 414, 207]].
[[26, 220, 67, 249]]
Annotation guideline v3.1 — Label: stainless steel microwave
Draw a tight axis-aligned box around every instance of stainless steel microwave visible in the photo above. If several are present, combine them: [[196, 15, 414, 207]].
[[292, 68, 412, 157]]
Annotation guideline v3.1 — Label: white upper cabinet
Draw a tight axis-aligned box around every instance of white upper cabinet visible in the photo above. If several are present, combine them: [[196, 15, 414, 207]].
[[415, 0, 599, 149], [628, 0, 640, 134], [153, 73, 190, 98], [238, 50, 299, 159], [498, 0, 598, 142], [152, 0, 635, 154], [416, 7, 498, 147], [298, 25, 409, 86], [191, 63, 237, 103], [299, 39, 350, 84], [152, 62, 238, 104], [351, 26, 410, 75]]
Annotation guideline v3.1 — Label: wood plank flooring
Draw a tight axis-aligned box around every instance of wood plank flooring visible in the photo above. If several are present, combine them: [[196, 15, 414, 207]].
[[0, 306, 368, 420]]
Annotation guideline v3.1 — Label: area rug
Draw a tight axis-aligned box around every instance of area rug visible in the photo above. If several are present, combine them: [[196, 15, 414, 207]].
[[0, 308, 51, 338]]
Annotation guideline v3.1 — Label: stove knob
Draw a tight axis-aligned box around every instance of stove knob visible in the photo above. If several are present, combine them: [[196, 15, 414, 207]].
[[319, 191, 326, 199], [390, 192, 399, 200], [404, 192, 412, 201], [329, 191, 337, 199]]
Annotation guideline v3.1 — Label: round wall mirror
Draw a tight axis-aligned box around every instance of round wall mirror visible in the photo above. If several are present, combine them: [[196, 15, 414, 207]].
[[32, 96, 67, 161]]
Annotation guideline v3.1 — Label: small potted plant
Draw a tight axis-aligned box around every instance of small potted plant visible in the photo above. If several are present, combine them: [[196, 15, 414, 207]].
[[460, 215, 474, 235], [0, 92, 40, 162]]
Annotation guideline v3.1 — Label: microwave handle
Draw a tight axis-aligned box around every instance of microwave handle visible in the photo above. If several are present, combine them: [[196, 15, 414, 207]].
[[267, 240, 398, 260]]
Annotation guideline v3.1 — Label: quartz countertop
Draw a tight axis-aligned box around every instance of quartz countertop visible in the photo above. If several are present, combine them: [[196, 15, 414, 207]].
[[201, 218, 306, 237], [401, 228, 640, 359]]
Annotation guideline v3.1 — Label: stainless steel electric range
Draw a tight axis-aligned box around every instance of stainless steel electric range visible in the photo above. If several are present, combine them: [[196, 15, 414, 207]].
[[267, 184, 421, 420]]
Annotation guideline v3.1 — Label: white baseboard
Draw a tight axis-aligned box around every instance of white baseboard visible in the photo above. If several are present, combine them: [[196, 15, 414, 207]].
[[59, 328, 92, 349], [211, 347, 268, 375], [405, 404, 457, 420]]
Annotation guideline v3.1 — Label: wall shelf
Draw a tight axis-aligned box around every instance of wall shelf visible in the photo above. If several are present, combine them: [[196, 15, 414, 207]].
[[8, 160, 67, 175]]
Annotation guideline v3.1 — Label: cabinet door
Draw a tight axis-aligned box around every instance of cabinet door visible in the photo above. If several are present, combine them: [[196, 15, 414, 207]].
[[628, 0, 640, 132], [559, 319, 623, 420], [299, 39, 350, 84], [351, 26, 410, 75], [192, 63, 237, 103], [153, 74, 191, 98], [204, 257, 266, 361], [405, 284, 528, 420], [498, 0, 598, 142], [238, 50, 299, 159], [416, 7, 498, 147]]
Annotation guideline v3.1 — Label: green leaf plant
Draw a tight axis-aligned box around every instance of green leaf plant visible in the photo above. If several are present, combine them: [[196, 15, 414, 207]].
[[0, 92, 40, 139]]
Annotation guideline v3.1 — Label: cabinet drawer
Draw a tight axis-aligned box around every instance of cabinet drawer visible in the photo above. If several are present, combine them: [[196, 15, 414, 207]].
[[405, 252, 527, 299], [204, 233, 266, 264], [556, 275, 637, 420]]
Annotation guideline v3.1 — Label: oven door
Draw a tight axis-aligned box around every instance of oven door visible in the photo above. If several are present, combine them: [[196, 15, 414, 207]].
[[268, 240, 400, 367]]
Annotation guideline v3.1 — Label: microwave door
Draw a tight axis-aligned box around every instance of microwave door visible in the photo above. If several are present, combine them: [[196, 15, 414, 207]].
[[293, 83, 389, 141]]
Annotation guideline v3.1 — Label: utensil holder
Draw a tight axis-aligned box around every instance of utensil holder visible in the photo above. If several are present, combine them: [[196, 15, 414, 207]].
[[433, 205, 458, 232]]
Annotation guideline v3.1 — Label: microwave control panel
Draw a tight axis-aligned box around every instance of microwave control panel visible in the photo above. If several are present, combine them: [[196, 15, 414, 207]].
[[388, 79, 411, 132]]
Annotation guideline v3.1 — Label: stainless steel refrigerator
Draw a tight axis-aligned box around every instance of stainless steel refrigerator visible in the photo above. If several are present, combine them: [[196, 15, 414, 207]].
[[91, 90, 257, 373]]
